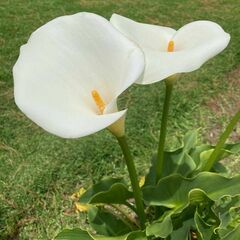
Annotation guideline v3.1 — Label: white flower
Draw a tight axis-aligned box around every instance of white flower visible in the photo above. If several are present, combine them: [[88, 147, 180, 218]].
[[13, 13, 145, 138], [110, 14, 230, 84]]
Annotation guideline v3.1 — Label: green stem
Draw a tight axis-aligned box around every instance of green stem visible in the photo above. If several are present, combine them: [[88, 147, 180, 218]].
[[156, 80, 174, 182], [204, 110, 240, 171], [116, 136, 146, 229]]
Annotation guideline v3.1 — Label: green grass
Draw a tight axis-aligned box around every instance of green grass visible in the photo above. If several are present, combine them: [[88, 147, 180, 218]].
[[0, 0, 240, 239]]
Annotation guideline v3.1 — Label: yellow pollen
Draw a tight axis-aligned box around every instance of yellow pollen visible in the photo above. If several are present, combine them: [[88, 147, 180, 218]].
[[91, 90, 106, 114], [167, 40, 174, 52]]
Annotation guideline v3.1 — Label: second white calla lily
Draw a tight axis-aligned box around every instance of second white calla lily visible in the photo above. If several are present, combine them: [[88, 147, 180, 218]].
[[13, 13, 145, 138], [110, 14, 230, 84]]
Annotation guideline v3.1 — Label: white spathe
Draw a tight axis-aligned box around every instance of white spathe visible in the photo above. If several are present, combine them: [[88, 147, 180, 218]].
[[110, 14, 230, 84], [13, 13, 145, 138]]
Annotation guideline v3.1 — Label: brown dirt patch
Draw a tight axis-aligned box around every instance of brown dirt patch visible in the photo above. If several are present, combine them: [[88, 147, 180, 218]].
[[205, 67, 240, 144]]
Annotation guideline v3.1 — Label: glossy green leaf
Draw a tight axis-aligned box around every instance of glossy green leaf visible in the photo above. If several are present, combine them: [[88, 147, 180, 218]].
[[189, 188, 214, 206], [93, 231, 146, 240], [212, 162, 229, 175], [163, 150, 196, 178], [143, 154, 157, 187], [189, 144, 212, 167], [55, 229, 146, 240], [190, 142, 240, 162], [191, 142, 240, 173], [88, 206, 132, 236], [55, 229, 93, 240], [143, 172, 240, 210], [145, 190, 213, 239], [170, 218, 194, 240], [144, 131, 197, 186], [182, 130, 198, 150], [145, 190, 205, 239], [89, 183, 132, 204], [146, 215, 172, 238], [214, 195, 240, 238], [124, 231, 147, 240], [194, 211, 217, 240], [170, 190, 219, 240], [163, 130, 197, 177], [222, 142, 240, 155], [79, 177, 132, 204], [221, 225, 240, 240], [190, 189, 219, 227]]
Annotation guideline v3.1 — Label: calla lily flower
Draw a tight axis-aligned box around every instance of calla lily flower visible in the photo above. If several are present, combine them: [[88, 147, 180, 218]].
[[13, 13, 145, 138], [110, 14, 230, 84]]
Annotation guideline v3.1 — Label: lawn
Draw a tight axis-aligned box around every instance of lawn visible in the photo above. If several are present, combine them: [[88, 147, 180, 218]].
[[0, 0, 240, 239]]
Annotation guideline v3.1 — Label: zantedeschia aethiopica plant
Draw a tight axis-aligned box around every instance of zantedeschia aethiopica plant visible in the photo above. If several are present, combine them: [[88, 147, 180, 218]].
[[13, 11, 146, 230], [111, 14, 231, 182], [13, 12, 240, 240]]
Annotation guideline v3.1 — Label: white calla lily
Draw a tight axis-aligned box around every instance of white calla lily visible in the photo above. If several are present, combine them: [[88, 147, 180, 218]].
[[110, 14, 230, 84], [13, 13, 145, 138]]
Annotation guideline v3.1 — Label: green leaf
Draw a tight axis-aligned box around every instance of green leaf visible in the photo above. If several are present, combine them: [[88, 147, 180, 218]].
[[143, 172, 240, 210], [146, 189, 221, 239], [163, 150, 196, 178], [190, 189, 219, 231], [221, 225, 240, 240], [89, 184, 133, 204], [143, 154, 157, 187], [222, 142, 240, 155], [55, 229, 93, 240], [190, 189, 220, 227], [190, 142, 240, 163], [189, 144, 212, 167], [200, 143, 240, 173], [80, 177, 124, 203], [189, 188, 214, 206], [146, 215, 173, 238], [146, 201, 196, 238], [194, 148, 231, 176], [214, 195, 240, 238], [93, 231, 146, 240], [144, 131, 197, 186], [79, 177, 132, 204], [170, 218, 194, 240], [125, 231, 147, 240], [212, 162, 229, 175], [194, 211, 217, 240], [145, 190, 209, 239], [163, 130, 197, 177], [190, 142, 240, 174], [55, 229, 146, 240], [88, 206, 132, 236], [182, 130, 198, 151]]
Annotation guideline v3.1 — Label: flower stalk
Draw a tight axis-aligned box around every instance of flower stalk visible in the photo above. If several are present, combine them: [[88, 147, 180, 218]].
[[116, 136, 146, 229], [204, 110, 240, 171], [156, 78, 174, 182]]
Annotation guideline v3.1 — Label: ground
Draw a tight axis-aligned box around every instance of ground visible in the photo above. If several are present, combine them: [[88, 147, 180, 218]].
[[0, 0, 240, 239]]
